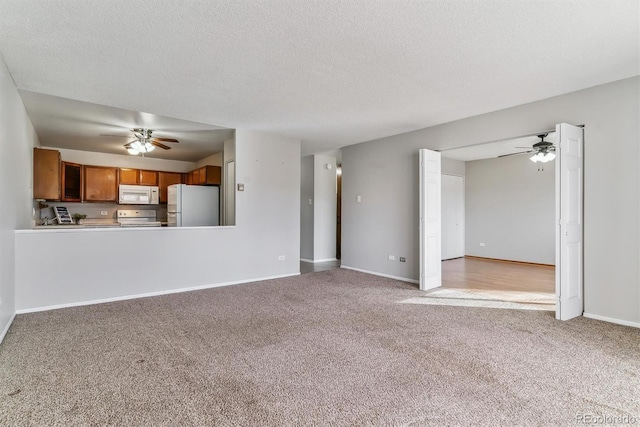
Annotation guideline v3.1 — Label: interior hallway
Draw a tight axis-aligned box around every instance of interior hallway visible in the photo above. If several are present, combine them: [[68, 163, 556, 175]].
[[300, 260, 341, 274]]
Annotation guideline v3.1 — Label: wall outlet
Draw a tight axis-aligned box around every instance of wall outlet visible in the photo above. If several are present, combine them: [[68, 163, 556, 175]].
[[399, 257, 406, 262], [356, 195, 362, 203], [278, 255, 285, 261], [479, 242, 486, 247], [101, 211, 108, 216], [388, 255, 395, 261], [308, 199, 312, 205]]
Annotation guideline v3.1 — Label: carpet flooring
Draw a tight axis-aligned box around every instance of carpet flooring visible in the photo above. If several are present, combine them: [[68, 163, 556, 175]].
[[1, 269, 638, 426]]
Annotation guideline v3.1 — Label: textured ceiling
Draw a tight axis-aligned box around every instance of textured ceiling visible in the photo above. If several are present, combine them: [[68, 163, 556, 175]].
[[0, 1, 638, 156]]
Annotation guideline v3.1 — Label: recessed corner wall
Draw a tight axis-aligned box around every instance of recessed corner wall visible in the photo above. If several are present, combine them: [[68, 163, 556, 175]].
[[300, 154, 337, 262]]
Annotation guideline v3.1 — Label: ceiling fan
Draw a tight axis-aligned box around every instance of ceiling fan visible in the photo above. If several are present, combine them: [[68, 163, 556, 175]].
[[102, 128, 179, 155], [125, 128, 179, 155], [499, 134, 556, 163]]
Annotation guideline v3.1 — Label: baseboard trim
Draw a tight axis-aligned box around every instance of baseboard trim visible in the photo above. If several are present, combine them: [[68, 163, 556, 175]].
[[464, 255, 555, 268], [301, 258, 338, 264], [583, 312, 640, 329], [0, 312, 17, 345], [340, 265, 419, 284], [15, 272, 301, 314]]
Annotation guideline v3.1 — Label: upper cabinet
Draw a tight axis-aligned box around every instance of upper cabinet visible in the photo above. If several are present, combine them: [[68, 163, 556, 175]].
[[33, 148, 61, 200], [140, 170, 158, 186], [119, 168, 139, 185], [189, 165, 221, 186], [61, 161, 82, 202], [84, 166, 118, 202], [119, 168, 159, 186], [33, 153, 210, 204], [158, 171, 184, 203]]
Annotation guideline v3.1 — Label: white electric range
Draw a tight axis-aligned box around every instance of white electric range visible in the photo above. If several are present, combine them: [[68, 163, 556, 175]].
[[116, 210, 162, 227]]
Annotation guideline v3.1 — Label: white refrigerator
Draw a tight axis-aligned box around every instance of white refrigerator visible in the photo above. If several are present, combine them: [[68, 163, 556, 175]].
[[167, 184, 219, 227]]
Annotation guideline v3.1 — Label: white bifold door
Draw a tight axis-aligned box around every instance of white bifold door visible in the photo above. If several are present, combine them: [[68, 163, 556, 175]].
[[555, 123, 584, 320], [419, 149, 442, 291]]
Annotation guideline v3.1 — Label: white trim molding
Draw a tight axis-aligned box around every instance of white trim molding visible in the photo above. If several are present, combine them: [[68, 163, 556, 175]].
[[301, 258, 338, 264], [16, 273, 300, 314], [0, 312, 16, 345], [583, 312, 640, 329], [340, 265, 419, 284]]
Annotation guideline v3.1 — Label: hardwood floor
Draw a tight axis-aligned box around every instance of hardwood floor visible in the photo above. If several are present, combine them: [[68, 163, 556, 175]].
[[442, 257, 555, 293]]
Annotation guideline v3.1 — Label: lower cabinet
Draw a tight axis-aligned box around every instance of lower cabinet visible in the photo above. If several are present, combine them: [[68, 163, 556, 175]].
[[84, 166, 118, 202]]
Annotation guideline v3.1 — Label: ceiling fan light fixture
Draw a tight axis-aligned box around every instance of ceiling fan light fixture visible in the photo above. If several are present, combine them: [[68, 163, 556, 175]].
[[145, 142, 155, 152], [127, 147, 140, 155], [530, 153, 541, 162]]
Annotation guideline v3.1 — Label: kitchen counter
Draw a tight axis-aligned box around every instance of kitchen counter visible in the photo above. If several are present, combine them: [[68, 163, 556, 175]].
[[23, 224, 234, 233], [34, 223, 122, 229]]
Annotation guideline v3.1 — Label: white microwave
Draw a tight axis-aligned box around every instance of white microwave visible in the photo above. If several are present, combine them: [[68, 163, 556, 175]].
[[118, 185, 159, 205]]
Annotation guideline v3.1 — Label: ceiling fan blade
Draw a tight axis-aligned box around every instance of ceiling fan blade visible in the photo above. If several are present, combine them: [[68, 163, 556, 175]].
[[153, 138, 179, 143], [101, 133, 130, 138], [152, 141, 172, 150], [514, 146, 532, 149], [498, 151, 532, 158]]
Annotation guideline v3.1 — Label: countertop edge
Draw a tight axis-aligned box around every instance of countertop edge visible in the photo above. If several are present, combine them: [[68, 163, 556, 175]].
[[16, 225, 237, 234]]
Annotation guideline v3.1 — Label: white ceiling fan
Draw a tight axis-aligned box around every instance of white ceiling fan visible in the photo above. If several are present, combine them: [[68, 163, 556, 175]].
[[102, 128, 180, 155], [124, 128, 180, 155]]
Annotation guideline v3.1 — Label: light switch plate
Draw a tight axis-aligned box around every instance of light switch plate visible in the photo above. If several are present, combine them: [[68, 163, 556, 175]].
[[238, 183, 245, 191]]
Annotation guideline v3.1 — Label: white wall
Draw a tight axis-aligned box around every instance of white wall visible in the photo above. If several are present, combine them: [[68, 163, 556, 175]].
[[300, 156, 314, 260], [195, 151, 223, 168], [465, 154, 555, 264], [53, 147, 196, 172], [222, 137, 236, 226], [15, 130, 301, 311], [313, 155, 337, 261], [342, 76, 639, 325], [0, 53, 39, 341]]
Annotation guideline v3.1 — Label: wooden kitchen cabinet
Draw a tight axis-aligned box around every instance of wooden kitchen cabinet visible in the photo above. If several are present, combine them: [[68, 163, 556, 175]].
[[84, 166, 118, 202], [119, 168, 139, 185], [158, 171, 184, 203], [189, 166, 221, 186], [61, 161, 82, 202], [33, 148, 61, 200], [120, 168, 159, 186], [139, 170, 158, 186]]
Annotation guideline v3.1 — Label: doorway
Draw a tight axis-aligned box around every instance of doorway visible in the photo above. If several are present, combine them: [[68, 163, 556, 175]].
[[419, 123, 584, 320]]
